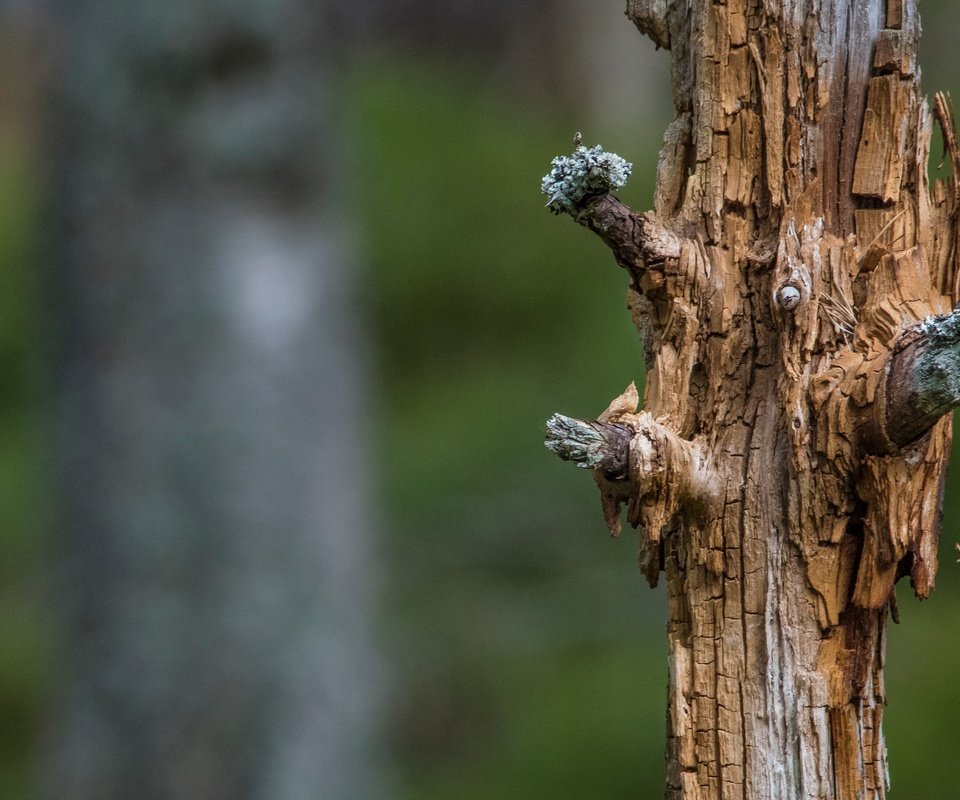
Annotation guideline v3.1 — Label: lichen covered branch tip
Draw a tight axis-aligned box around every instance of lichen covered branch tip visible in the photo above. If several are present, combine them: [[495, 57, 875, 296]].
[[541, 142, 632, 215], [544, 414, 631, 478]]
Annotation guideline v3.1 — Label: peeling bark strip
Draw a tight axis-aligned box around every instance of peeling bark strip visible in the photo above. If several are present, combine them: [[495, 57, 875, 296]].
[[543, 1, 959, 798]]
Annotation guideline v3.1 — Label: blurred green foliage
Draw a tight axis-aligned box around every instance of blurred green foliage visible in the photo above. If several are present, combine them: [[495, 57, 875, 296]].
[[0, 126, 49, 799], [349, 59, 670, 798]]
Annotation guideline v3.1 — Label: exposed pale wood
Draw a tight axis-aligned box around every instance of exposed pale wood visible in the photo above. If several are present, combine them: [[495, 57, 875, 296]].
[[545, 1, 959, 798], [852, 75, 911, 202], [886, 0, 905, 29], [873, 29, 915, 77]]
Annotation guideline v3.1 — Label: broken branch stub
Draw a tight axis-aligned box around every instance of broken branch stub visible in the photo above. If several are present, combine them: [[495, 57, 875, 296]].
[[544, 414, 632, 479], [884, 307, 960, 447], [545, 385, 719, 543], [540, 142, 684, 292]]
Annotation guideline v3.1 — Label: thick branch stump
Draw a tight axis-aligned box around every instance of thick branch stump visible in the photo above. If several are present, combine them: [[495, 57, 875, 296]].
[[544, 2, 960, 798]]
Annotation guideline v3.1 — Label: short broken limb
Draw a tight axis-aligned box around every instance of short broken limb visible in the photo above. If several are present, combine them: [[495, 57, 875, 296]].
[[883, 307, 960, 447], [541, 143, 683, 289], [545, 409, 718, 539], [573, 197, 682, 285], [544, 414, 632, 479]]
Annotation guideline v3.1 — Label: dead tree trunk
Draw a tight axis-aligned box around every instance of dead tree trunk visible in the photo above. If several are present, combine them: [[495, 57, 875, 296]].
[[544, 2, 960, 798]]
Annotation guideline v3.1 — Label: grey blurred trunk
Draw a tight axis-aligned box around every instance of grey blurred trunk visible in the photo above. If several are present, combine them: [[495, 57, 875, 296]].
[[47, 4, 383, 798]]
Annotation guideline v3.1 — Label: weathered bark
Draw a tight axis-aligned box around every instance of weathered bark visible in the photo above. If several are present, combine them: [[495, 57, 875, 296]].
[[546, 1, 960, 798], [47, 3, 385, 799]]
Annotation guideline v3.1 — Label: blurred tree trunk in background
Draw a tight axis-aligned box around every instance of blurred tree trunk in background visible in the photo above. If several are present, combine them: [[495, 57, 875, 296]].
[[46, 3, 384, 798]]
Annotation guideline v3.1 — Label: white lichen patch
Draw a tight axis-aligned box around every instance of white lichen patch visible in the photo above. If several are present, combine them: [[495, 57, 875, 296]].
[[919, 307, 960, 341], [541, 144, 632, 214]]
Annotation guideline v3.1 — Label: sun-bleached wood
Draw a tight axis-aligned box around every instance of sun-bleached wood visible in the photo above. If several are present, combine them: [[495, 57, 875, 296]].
[[545, 1, 960, 798]]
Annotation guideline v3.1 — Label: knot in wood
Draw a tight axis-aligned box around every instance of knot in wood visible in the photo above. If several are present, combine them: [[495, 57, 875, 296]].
[[775, 283, 803, 312]]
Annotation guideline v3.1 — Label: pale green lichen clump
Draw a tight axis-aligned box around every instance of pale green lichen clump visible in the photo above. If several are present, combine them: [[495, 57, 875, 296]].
[[541, 144, 632, 214]]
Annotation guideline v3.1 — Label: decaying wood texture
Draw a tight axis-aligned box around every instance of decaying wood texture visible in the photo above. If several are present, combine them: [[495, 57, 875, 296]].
[[544, 1, 960, 798]]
